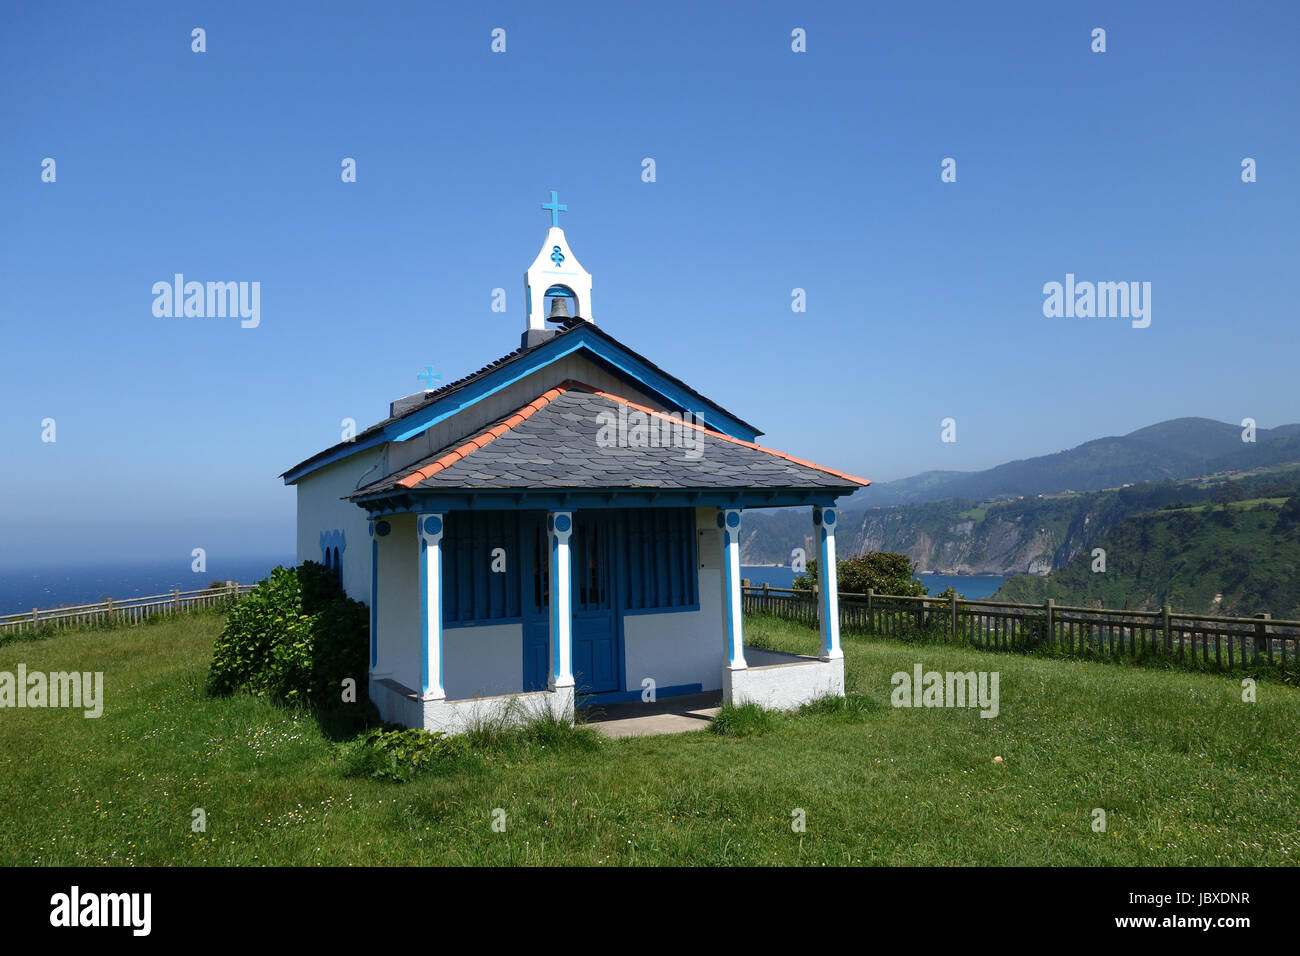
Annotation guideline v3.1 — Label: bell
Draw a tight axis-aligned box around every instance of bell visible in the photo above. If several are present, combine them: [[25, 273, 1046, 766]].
[[547, 296, 571, 321]]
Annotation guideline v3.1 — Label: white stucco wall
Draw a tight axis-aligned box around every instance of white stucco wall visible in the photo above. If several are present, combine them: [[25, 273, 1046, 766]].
[[622, 576, 724, 692], [443, 624, 524, 700], [622, 507, 725, 693], [293, 447, 385, 606], [374, 513, 419, 690]]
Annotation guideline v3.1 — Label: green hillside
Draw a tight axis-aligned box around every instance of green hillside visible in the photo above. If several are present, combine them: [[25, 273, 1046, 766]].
[[742, 466, 1300, 576], [850, 417, 1300, 507], [993, 496, 1300, 618]]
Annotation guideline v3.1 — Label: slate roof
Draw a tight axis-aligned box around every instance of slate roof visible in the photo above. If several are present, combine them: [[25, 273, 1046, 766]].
[[282, 321, 761, 482], [349, 381, 869, 499]]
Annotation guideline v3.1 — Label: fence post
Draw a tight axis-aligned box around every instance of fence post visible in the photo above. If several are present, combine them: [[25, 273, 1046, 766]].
[[866, 588, 874, 632], [172, 589, 179, 612], [950, 590, 958, 636], [1255, 613, 1270, 666], [32, 608, 38, 629], [1045, 599, 1054, 648], [1162, 604, 1171, 652]]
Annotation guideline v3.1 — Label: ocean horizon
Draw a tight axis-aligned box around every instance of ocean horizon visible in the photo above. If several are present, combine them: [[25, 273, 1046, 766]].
[[0, 556, 296, 616]]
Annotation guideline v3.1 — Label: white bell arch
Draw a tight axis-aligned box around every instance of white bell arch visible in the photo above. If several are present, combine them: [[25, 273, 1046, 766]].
[[525, 226, 593, 330]]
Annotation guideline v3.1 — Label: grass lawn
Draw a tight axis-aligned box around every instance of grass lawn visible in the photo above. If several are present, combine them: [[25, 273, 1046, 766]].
[[1, 609, 1297, 865]]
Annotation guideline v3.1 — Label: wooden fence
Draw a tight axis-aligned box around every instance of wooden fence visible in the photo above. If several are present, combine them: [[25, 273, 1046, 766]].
[[741, 583, 1300, 672], [0, 583, 254, 635]]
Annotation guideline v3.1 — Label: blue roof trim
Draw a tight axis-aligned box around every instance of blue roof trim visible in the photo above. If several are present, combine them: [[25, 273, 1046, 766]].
[[283, 326, 759, 485], [282, 434, 387, 484], [387, 327, 758, 444]]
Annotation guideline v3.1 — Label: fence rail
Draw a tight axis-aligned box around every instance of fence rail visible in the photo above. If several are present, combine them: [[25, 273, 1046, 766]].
[[741, 583, 1300, 672], [0, 583, 254, 635]]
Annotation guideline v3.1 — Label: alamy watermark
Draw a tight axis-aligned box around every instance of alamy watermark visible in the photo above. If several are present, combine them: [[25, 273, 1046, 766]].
[[595, 406, 704, 460], [50, 886, 150, 935], [1042, 273, 1150, 328], [1, 665, 103, 718], [152, 274, 260, 328], [891, 664, 999, 718]]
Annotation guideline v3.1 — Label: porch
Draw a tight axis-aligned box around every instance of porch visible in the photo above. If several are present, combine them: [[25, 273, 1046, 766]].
[[369, 637, 843, 738], [361, 501, 849, 734]]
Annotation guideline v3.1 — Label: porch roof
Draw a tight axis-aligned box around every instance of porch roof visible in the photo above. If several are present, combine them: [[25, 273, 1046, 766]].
[[347, 380, 869, 505]]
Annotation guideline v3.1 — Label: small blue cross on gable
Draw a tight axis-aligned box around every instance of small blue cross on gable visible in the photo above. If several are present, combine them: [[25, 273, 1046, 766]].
[[418, 366, 441, 390], [541, 190, 567, 228]]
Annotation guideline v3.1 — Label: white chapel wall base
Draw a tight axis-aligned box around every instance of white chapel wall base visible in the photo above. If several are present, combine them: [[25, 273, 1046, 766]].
[[369, 678, 575, 735], [722, 657, 844, 712]]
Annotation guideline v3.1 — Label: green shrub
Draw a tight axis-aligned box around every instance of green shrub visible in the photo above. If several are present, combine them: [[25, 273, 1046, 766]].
[[797, 693, 881, 720], [709, 702, 781, 737], [461, 702, 600, 755], [207, 563, 373, 722], [795, 552, 928, 597], [515, 709, 600, 753], [339, 728, 472, 782]]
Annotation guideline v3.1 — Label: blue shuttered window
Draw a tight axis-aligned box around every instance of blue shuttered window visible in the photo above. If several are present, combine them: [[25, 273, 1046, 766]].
[[442, 508, 699, 624], [622, 508, 698, 612], [443, 511, 524, 625]]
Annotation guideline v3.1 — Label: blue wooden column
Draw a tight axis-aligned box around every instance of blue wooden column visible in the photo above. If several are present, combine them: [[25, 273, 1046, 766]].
[[548, 511, 574, 689], [417, 513, 445, 699], [813, 506, 842, 661], [717, 508, 747, 669]]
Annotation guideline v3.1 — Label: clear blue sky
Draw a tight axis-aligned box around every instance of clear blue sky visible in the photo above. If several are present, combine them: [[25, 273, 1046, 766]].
[[2, 1, 1297, 566]]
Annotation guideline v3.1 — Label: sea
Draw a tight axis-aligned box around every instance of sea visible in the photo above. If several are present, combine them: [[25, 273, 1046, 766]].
[[741, 566, 1007, 599], [0, 556, 295, 615], [0, 557, 1007, 616]]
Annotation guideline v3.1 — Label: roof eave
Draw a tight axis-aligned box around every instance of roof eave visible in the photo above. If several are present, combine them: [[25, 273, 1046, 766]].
[[348, 485, 863, 515]]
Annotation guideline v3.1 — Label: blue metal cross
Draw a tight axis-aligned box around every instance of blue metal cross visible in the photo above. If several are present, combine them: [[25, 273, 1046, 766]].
[[541, 190, 567, 228], [418, 366, 440, 390]]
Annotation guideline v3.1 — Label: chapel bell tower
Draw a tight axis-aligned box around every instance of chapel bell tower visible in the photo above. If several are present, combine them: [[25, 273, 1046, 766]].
[[523, 190, 593, 348]]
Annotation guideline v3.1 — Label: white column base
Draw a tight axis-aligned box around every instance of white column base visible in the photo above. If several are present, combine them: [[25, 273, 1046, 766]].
[[724, 657, 844, 710], [370, 677, 576, 734]]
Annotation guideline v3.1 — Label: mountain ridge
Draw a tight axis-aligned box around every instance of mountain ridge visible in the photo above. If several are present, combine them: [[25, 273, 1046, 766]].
[[846, 417, 1300, 508]]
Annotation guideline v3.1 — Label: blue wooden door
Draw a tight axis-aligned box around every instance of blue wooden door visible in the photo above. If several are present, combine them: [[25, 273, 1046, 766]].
[[571, 513, 619, 694]]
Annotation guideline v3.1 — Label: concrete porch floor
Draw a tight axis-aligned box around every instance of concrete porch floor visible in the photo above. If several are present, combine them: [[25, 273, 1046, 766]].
[[579, 691, 722, 738]]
